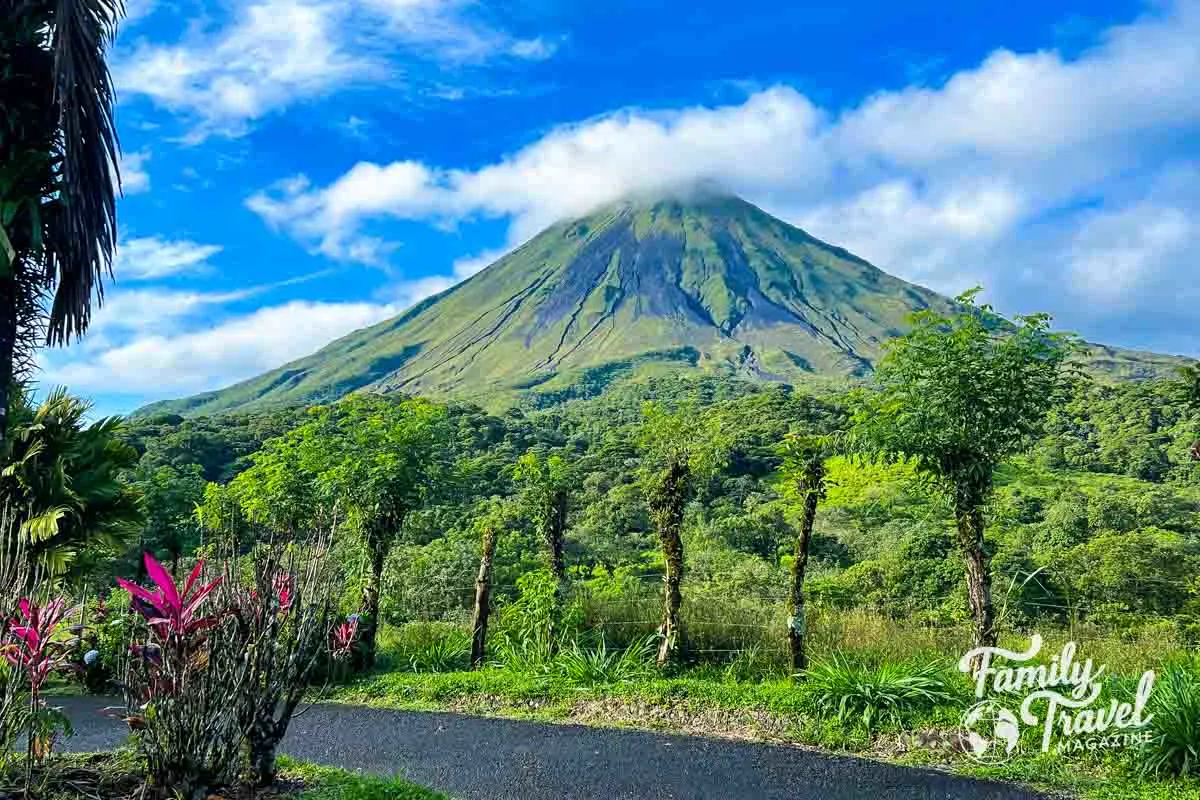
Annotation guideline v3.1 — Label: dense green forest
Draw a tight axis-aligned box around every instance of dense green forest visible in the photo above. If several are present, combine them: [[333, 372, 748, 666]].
[[113, 363, 1200, 650]]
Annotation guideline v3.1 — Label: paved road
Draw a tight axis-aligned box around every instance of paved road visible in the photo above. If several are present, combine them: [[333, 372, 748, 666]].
[[57, 696, 1049, 800]]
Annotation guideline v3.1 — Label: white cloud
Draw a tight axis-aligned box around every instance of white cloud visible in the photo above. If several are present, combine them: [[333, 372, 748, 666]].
[[43, 300, 398, 396], [248, 0, 1200, 338], [114, 0, 558, 138], [118, 150, 151, 194], [113, 236, 222, 280], [115, 0, 372, 139]]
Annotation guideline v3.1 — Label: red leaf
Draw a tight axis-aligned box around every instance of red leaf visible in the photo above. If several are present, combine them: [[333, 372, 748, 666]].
[[182, 576, 223, 619], [143, 554, 181, 614], [181, 559, 206, 602], [116, 578, 166, 616]]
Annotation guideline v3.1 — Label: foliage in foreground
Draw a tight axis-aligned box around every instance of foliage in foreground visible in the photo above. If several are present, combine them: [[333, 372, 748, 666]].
[[797, 655, 959, 732], [1137, 659, 1200, 779]]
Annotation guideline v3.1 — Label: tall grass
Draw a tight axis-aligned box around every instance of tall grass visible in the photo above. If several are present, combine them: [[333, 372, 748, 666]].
[[554, 636, 656, 685], [799, 655, 960, 732], [1137, 659, 1200, 778]]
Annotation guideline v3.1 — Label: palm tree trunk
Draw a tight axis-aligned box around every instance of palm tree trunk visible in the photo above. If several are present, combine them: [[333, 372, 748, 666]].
[[471, 524, 497, 669], [788, 482, 819, 674], [954, 487, 996, 652], [0, 277, 16, 456]]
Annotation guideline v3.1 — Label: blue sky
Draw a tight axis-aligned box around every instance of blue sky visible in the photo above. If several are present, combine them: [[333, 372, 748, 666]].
[[38, 0, 1200, 415]]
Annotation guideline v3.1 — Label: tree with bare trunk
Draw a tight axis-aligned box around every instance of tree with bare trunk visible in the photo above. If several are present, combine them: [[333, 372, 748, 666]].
[[1, 0, 124, 456], [780, 432, 837, 673], [230, 395, 451, 671], [848, 289, 1075, 652], [637, 402, 728, 668], [470, 501, 508, 669]]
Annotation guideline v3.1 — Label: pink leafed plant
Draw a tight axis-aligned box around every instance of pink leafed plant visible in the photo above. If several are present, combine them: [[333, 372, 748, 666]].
[[117, 553, 224, 639], [330, 615, 359, 660], [5, 597, 75, 692], [273, 573, 294, 613]]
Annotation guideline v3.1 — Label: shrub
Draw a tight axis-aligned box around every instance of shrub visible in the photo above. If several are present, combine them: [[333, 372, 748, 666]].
[[554, 635, 656, 685], [799, 655, 957, 731], [1137, 660, 1200, 778], [377, 623, 471, 674], [116, 554, 248, 800], [407, 633, 471, 674], [65, 592, 128, 695], [228, 540, 340, 786]]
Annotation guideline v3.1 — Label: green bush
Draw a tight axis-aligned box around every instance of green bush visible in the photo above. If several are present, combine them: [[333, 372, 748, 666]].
[[1137, 660, 1200, 778], [554, 635, 656, 685], [377, 623, 472, 674], [799, 655, 958, 731]]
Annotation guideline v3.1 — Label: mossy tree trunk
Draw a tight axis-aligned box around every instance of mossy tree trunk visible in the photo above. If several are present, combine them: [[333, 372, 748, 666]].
[[471, 524, 497, 669], [788, 463, 823, 674], [650, 458, 689, 668], [358, 515, 402, 671], [954, 483, 996, 652]]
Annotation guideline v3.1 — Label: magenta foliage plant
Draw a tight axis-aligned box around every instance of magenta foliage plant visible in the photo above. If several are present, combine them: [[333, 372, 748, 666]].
[[116, 552, 247, 800], [330, 615, 359, 661], [2, 596, 76, 786], [5, 598, 74, 693], [117, 554, 223, 641]]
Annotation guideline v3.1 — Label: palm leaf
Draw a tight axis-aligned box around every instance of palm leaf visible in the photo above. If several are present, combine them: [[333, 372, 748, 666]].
[[44, 0, 125, 345]]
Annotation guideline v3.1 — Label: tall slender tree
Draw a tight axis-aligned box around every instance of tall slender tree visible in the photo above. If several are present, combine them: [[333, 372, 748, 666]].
[[637, 402, 727, 667], [849, 290, 1074, 650], [1, 0, 124, 453], [780, 432, 836, 673], [231, 395, 451, 669]]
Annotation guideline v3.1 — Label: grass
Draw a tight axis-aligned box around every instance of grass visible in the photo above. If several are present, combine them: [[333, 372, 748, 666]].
[[3, 753, 446, 799], [798, 655, 960, 731], [280, 757, 446, 799]]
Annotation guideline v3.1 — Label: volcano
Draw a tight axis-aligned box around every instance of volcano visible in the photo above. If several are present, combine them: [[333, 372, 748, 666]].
[[138, 192, 1188, 416]]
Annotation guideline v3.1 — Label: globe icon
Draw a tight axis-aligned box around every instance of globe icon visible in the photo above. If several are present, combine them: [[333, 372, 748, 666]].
[[961, 700, 1021, 764]]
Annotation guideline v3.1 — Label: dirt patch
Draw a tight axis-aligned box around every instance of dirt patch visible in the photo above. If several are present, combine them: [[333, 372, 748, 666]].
[[567, 697, 799, 743]]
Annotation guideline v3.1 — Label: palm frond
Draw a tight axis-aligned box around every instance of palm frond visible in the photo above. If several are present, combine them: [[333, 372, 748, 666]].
[[44, 0, 124, 345]]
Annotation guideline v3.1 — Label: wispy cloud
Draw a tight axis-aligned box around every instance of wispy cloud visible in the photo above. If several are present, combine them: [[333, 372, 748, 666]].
[[118, 150, 152, 194], [245, 0, 1200, 350], [113, 0, 558, 139], [42, 299, 398, 397], [114, 236, 222, 280]]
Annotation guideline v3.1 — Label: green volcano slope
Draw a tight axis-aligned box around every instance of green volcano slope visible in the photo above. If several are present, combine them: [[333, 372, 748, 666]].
[[138, 194, 1191, 417]]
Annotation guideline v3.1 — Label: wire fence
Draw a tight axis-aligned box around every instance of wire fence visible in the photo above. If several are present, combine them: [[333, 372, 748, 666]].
[[374, 561, 1199, 667]]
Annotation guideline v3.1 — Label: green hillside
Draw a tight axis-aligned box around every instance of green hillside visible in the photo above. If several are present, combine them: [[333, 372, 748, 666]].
[[138, 193, 1191, 417]]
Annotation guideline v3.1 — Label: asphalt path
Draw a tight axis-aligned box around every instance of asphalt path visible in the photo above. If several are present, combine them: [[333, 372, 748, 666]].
[[56, 696, 1050, 800]]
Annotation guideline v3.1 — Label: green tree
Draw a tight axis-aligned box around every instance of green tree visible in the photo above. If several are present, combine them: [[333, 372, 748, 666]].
[[1, 388, 142, 576], [780, 433, 836, 672], [231, 395, 451, 668], [637, 402, 728, 667], [849, 290, 1074, 649], [513, 451, 571, 571], [512, 450, 573, 647], [132, 463, 207, 577], [1, 0, 124, 450], [1179, 365, 1200, 462]]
